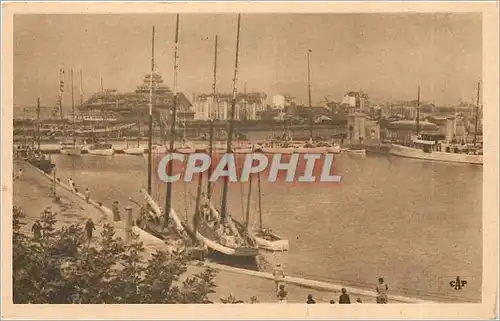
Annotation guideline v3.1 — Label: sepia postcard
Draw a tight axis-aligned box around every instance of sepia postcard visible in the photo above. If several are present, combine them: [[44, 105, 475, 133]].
[[2, 1, 499, 319]]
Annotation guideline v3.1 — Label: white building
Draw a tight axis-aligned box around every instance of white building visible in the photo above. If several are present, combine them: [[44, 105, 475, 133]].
[[272, 94, 286, 110], [192, 92, 266, 121]]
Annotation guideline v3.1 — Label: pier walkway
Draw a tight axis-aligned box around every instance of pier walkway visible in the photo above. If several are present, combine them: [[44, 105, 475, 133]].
[[13, 160, 433, 304]]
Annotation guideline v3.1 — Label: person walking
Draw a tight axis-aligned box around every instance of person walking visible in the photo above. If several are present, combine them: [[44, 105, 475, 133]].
[[31, 220, 42, 240], [85, 218, 95, 244], [68, 178, 76, 193], [273, 263, 285, 293], [17, 168, 23, 181], [85, 188, 90, 203], [339, 288, 351, 304], [376, 277, 389, 304]]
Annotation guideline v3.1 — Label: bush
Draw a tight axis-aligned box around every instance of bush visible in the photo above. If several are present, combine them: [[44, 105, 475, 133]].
[[12, 206, 218, 304]]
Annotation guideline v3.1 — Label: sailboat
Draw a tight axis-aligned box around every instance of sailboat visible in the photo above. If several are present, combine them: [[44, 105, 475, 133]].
[[27, 97, 56, 174], [389, 84, 483, 165], [87, 79, 114, 156], [250, 169, 289, 252], [291, 50, 329, 154], [189, 17, 259, 258], [135, 23, 189, 242], [60, 68, 83, 156]]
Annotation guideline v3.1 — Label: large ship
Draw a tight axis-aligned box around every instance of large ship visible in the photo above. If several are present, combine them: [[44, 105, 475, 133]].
[[389, 141, 483, 165], [389, 83, 483, 166]]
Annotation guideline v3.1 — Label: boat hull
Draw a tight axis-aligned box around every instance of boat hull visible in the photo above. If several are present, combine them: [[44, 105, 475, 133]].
[[88, 148, 114, 156], [194, 221, 259, 257], [176, 148, 196, 154], [344, 149, 366, 156], [326, 146, 341, 154], [60, 147, 82, 156], [27, 158, 55, 174], [389, 144, 483, 165], [233, 148, 253, 154], [251, 229, 289, 252], [123, 147, 145, 155], [293, 147, 327, 154], [262, 147, 294, 154]]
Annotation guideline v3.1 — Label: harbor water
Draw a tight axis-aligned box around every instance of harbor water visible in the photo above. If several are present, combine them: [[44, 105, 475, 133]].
[[47, 152, 482, 303]]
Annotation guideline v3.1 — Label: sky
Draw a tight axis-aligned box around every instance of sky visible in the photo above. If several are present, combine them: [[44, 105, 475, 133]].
[[14, 13, 482, 108]]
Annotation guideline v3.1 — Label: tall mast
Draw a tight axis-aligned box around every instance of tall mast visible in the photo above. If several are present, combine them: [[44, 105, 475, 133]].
[[307, 49, 313, 140], [147, 26, 155, 195], [416, 85, 420, 137], [100, 77, 104, 92], [207, 34, 218, 200], [473, 81, 480, 145], [219, 14, 241, 226], [193, 162, 203, 244], [257, 169, 263, 231], [244, 82, 247, 121], [79, 69, 83, 106], [58, 67, 64, 121], [244, 163, 253, 230], [71, 68, 75, 146], [36, 97, 41, 151], [165, 14, 180, 226]]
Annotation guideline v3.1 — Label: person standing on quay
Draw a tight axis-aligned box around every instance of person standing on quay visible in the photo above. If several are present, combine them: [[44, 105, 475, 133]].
[[31, 220, 42, 240], [306, 294, 316, 304], [277, 284, 288, 303], [17, 168, 23, 181], [85, 188, 90, 203], [68, 178, 76, 193], [273, 263, 285, 292], [112, 201, 121, 221], [85, 218, 95, 244], [339, 288, 351, 304], [376, 277, 389, 304]]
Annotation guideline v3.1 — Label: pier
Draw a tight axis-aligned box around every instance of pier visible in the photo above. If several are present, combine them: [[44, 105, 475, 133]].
[[13, 159, 437, 304]]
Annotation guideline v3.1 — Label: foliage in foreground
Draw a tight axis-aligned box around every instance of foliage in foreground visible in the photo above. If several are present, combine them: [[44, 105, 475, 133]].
[[12, 206, 218, 304]]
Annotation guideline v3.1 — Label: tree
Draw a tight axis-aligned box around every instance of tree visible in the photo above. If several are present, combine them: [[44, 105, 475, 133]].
[[12, 206, 218, 304]]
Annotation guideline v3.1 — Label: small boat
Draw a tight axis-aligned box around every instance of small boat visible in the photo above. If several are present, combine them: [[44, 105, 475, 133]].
[[250, 170, 289, 252], [292, 142, 327, 154], [87, 143, 114, 156], [123, 146, 145, 155], [343, 148, 366, 157], [262, 141, 294, 154], [327, 144, 341, 154], [123, 137, 146, 155], [251, 228, 289, 252], [233, 144, 254, 154], [27, 153, 56, 174], [176, 142, 196, 154], [60, 141, 83, 156]]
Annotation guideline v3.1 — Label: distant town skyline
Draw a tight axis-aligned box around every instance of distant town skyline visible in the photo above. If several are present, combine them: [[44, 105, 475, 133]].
[[14, 13, 481, 108]]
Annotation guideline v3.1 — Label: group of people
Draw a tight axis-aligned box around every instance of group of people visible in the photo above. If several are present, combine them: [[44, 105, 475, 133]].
[[67, 178, 93, 208], [273, 264, 390, 304], [31, 208, 95, 245]]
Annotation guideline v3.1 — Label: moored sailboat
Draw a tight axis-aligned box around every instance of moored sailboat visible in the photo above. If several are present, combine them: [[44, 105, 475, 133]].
[[249, 163, 289, 252], [60, 69, 83, 156], [187, 16, 259, 258]]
